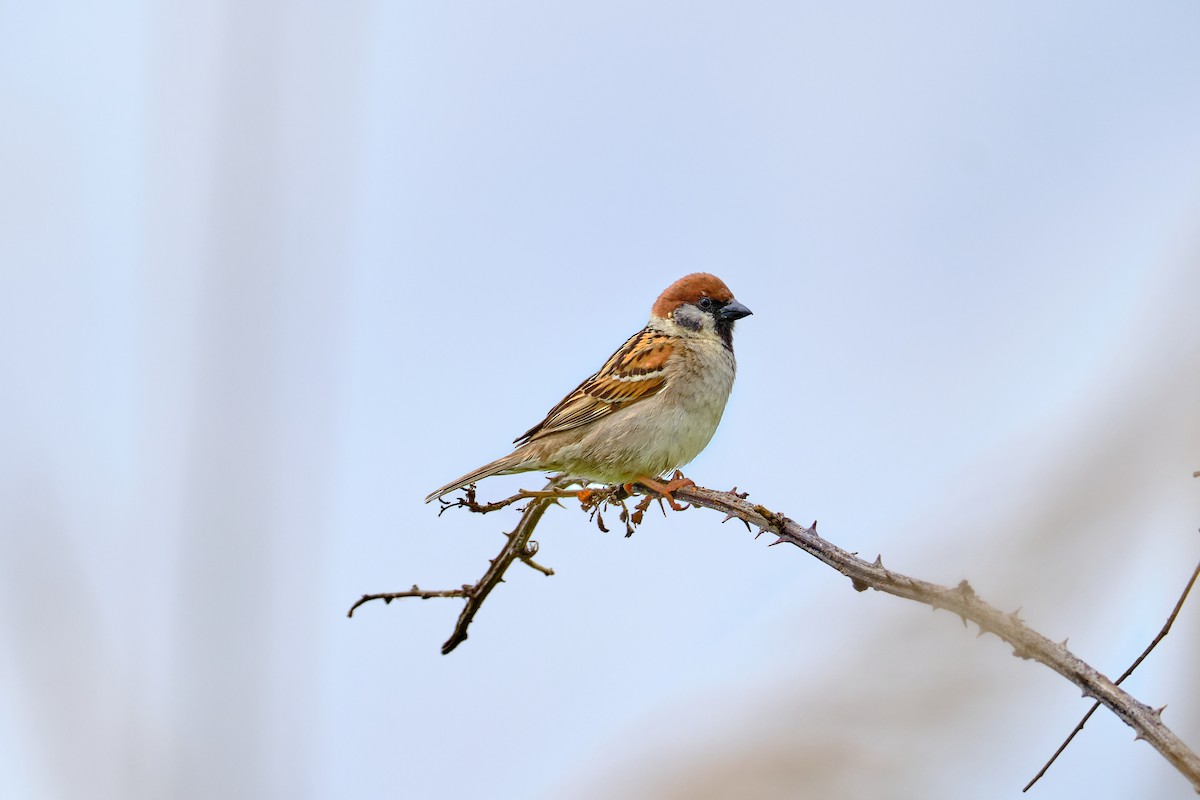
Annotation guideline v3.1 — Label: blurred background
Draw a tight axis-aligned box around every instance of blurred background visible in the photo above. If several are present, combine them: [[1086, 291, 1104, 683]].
[[2, 1, 1199, 798]]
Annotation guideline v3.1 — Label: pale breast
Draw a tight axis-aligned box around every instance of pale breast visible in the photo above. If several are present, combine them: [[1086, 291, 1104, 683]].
[[536, 337, 735, 483], [658, 337, 737, 464]]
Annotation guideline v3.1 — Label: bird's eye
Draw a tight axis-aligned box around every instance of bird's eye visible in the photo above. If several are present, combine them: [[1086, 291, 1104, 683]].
[[698, 297, 714, 311]]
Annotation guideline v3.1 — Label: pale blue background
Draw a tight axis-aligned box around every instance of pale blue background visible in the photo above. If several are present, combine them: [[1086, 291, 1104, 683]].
[[2, 2, 1200, 798]]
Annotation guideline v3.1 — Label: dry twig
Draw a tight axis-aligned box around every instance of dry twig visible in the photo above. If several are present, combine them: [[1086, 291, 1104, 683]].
[[347, 480, 572, 653], [666, 484, 1200, 793], [1023, 557, 1200, 791], [349, 480, 1200, 791]]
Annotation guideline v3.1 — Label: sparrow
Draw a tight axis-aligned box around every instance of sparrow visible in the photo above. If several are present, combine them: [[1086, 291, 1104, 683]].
[[424, 273, 752, 508]]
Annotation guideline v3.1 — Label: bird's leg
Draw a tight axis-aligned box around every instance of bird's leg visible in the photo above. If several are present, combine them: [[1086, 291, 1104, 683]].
[[626, 472, 696, 511]]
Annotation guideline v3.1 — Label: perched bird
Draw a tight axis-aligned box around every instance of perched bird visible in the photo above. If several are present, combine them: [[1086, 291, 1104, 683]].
[[425, 273, 752, 508]]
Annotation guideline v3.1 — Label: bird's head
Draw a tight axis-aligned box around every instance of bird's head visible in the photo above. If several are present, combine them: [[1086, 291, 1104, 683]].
[[651, 273, 752, 347]]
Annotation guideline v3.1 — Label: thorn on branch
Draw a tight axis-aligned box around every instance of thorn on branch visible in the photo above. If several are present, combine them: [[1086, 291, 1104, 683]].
[[721, 509, 752, 532]]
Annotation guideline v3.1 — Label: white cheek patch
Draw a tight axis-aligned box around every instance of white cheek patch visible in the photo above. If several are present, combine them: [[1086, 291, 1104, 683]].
[[673, 305, 710, 333]]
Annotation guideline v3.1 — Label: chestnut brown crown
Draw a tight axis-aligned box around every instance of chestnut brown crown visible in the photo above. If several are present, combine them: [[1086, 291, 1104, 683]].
[[650, 273, 736, 318]]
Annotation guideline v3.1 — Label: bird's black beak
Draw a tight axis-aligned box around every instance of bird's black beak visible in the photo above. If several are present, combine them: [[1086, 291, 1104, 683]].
[[720, 299, 753, 321]]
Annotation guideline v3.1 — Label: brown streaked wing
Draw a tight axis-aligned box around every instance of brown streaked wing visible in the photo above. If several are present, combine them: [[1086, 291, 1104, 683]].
[[513, 327, 673, 444]]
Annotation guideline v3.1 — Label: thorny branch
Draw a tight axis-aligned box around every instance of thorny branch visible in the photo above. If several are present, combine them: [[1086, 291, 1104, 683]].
[[1023, 557, 1200, 791], [349, 480, 1200, 792], [668, 483, 1200, 794], [346, 480, 662, 653], [348, 480, 572, 653]]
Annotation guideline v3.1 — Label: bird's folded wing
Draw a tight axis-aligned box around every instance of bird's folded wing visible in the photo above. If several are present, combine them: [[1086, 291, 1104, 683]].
[[514, 327, 673, 444]]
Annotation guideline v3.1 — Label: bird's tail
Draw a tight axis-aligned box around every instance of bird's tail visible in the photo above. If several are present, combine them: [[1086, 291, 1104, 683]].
[[424, 452, 530, 504]]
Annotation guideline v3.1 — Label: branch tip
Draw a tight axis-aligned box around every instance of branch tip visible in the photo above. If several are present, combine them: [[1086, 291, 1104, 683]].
[[1025, 555, 1200, 790]]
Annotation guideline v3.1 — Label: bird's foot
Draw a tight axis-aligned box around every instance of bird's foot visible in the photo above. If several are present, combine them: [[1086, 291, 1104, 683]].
[[627, 473, 695, 511]]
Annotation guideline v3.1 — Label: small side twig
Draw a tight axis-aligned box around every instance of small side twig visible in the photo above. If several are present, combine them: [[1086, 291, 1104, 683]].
[[1023, 556, 1200, 792], [347, 585, 471, 617], [434, 484, 580, 516], [349, 478, 570, 654]]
